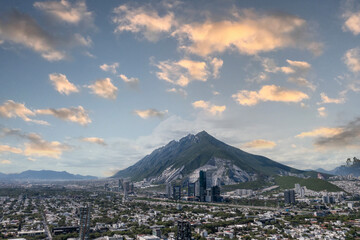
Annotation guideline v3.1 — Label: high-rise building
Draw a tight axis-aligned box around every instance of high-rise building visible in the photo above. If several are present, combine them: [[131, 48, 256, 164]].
[[294, 183, 301, 194], [173, 185, 181, 200], [166, 182, 172, 198], [211, 186, 221, 202], [123, 181, 129, 202], [176, 220, 191, 240], [194, 181, 200, 197], [206, 171, 214, 188], [118, 179, 123, 192], [79, 205, 91, 240], [187, 182, 195, 197], [199, 171, 206, 202], [284, 190, 296, 204]]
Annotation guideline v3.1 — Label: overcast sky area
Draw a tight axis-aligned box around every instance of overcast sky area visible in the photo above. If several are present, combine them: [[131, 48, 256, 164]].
[[1, 0, 360, 177]]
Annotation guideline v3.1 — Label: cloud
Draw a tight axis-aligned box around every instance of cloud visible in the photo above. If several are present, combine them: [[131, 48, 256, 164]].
[[166, 88, 187, 97], [0, 10, 65, 61], [0, 144, 23, 154], [155, 58, 221, 86], [296, 127, 344, 138], [1, 160, 11, 164], [242, 139, 276, 149], [343, 12, 360, 35], [119, 74, 139, 88], [100, 63, 119, 74], [49, 73, 79, 95], [192, 100, 226, 115], [317, 107, 327, 117], [1, 128, 70, 159], [87, 78, 118, 99], [34, 0, 93, 25], [112, 4, 175, 41], [173, 9, 322, 56], [24, 133, 70, 158], [344, 47, 360, 72], [318, 92, 345, 104], [210, 57, 223, 78], [0, 100, 49, 125], [313, 117, 360, 149], [134, 109, 168, 119], [232, 85, 309, 106], [81, 137, 106, 146], [36, 106, 91, 125]]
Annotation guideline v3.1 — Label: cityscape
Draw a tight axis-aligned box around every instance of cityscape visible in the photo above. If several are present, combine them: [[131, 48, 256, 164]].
[[2, 0, 360, 239]]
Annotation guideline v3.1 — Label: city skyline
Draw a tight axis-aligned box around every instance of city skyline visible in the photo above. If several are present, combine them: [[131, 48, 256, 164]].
[[1, 0, 360, 177]]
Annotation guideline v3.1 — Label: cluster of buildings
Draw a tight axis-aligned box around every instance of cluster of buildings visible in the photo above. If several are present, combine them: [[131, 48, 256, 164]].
[[166, 170, 222, 202]]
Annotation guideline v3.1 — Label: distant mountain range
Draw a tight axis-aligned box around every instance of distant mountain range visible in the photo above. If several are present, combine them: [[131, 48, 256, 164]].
[[317, 165, 360, 177], [0, 170, 97, 181], [113, 131, 319, 184]]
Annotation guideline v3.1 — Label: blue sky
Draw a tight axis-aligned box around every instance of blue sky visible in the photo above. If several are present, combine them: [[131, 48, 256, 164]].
[[1, 0, 360, 177]]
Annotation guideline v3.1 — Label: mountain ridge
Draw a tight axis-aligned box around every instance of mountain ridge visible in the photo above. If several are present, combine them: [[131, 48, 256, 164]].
[[0, 170, 97, 181], [113, 131, 317, 183]]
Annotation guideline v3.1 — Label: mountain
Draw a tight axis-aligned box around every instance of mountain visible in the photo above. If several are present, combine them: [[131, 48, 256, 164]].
[[113, 131, 316, 184], [316, 157, 360, 177], [0, 170, 97, 181]]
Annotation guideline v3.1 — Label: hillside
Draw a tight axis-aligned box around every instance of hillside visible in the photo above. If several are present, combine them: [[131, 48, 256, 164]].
[[0, 170, 97, 181], [274, 176, 343, 192], [113, 131, 314, 184]]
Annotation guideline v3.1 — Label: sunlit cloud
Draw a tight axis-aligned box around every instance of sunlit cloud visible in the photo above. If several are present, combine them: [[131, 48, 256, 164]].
[[296, 127, 344, 138], [24, 133, 70, 159], [34, 0, 93, 25], [36, 106, 91, 126], [0, 144, 23, 154], [87, 78, 118, 99], [313, 117, 360, 149], [173, 9, 322, 56], [112, 4, 175, 42], [155, 58, 222, 87], [49, 73, 79, 95], [119, 74, 139, 88], [166, 88, 187, 97], [134, 109, 168, 119], [0, 160, 11, 164], [100, 63, 119, 74], [318, 92, 345, 104], [0, 100, 49, 125], [192, 100, 226, 115], [344, 47, 360, 72], [232, 85, 309, 106], [242, 139, 276, 149], [81, 137, 106, 146], [317, 107, 327, 117]]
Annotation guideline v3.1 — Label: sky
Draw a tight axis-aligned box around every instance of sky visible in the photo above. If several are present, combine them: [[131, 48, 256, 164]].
[[1, 0, 360, 177]]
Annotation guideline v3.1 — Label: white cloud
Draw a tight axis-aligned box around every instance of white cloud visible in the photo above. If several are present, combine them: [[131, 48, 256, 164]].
[[210, 57, 223, 78], [100, 63, 119, 74], [344, 47, 360, 72], [49, 73, 79, 95], [242, 139, 276, 149], [34, 0, 93, 25], [317, 107, 327, 117], [87, 78, 118, 99], [119, 74, 139, 88], [173, 9, 322, 56], [0, 100, 48, 125], [134, 109, 168, 119], [36, 106, 91, 126], [112, 4, 175, 41], [343, 9, 360, 35], [318, 92, 345, 104], [192, 100, 226, 115], [166, 88, 187, 97], [232, 85, 309, 106], [81, 137, 106, 146]]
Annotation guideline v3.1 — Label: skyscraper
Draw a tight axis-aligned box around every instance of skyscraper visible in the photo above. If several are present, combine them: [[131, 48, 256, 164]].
[[79, 205, 91, 240], [284, 190, 296, 204], [173, 185, 181, 200], [176, 220, 191, 240], [199, 171, 206, 202], [187, 182, 195, 197], [166, 182, 172, 198]]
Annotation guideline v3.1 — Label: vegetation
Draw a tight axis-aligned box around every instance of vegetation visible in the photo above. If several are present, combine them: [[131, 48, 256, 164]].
[[221, 180, 271, 192], [274, 176, 343, 192]]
